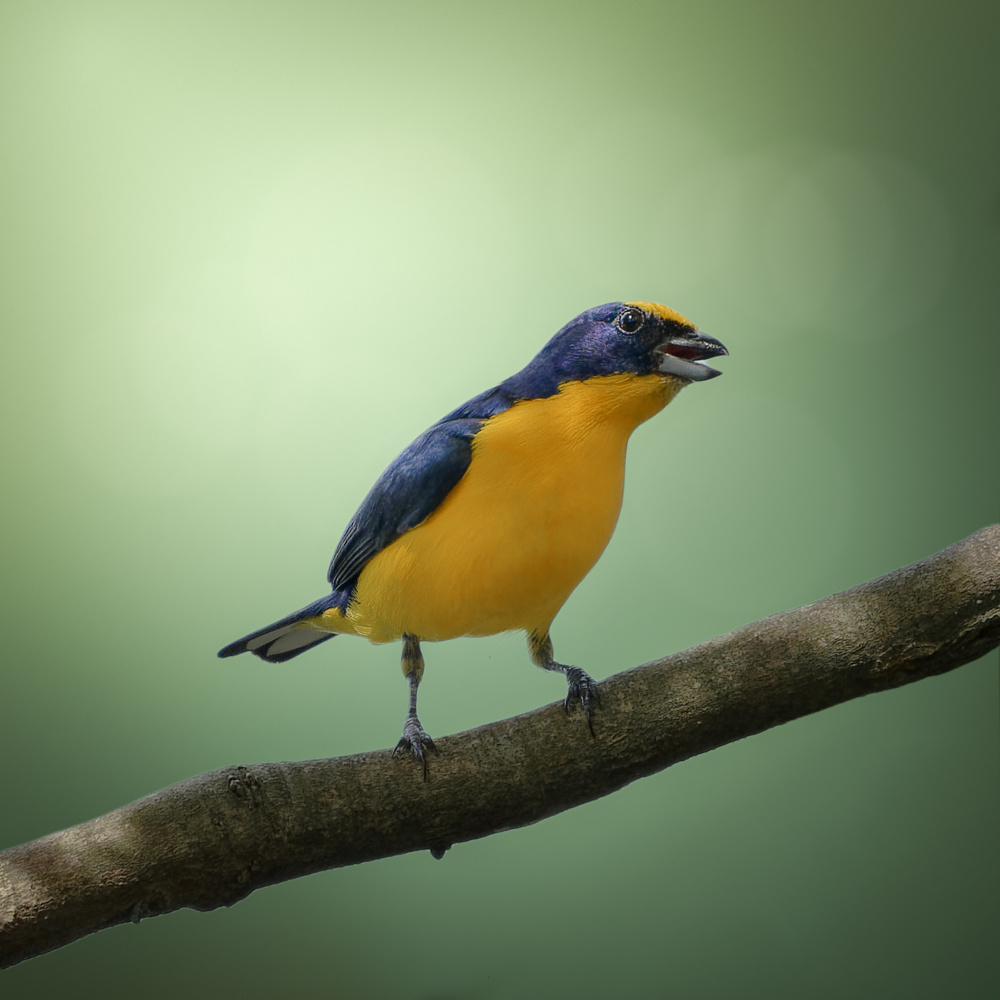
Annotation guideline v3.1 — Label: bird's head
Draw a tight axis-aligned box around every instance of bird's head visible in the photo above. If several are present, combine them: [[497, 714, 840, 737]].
[[534, 301, 728, 386]]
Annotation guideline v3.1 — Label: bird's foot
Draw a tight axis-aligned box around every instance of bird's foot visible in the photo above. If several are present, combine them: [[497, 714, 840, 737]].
[[563, 666, 601, 735], [393, 714, 437, 779]]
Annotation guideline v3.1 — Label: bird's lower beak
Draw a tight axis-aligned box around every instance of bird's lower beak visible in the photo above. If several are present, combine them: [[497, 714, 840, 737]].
[[656, 329, 729, 382]]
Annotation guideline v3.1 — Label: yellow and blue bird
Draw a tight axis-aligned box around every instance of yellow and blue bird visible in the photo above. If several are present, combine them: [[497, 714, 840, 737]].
[[219, 301, 727, 769]]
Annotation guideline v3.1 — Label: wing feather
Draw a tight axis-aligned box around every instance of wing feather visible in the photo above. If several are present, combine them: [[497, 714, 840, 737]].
[[327, 417, 483, 592]]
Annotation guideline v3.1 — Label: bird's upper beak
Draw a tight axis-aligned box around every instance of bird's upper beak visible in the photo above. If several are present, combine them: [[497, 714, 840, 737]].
[[656, 328, 729, 382]]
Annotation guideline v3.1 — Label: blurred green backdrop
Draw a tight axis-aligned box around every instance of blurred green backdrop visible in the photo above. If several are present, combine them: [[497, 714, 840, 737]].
[[2, 0, 998, 996]]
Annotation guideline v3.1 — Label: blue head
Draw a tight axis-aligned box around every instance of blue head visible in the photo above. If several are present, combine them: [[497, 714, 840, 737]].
[[445, 301, 727, 422], [504, 300, 728, 401]]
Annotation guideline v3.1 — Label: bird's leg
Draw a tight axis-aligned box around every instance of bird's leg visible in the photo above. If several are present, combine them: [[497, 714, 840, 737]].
[[393, 633, 436, 777], [528, 630, 601, 734]]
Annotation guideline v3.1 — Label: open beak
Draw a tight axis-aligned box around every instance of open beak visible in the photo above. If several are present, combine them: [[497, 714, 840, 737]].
[[656, 328, 729, 382]]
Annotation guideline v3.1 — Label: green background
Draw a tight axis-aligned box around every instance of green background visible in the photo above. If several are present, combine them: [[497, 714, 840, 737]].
[[2, 1, 997, 996]]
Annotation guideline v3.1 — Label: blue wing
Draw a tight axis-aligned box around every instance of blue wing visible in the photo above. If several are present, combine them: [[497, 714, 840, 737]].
[[327, 415, 485, 592], [218, 416, 486, 663], [327, 381, 528, 593], [219, 383, 530, 662]]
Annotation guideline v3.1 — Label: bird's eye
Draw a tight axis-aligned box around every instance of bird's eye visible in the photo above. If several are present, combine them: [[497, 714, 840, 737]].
[[617, 308, 644, 334]]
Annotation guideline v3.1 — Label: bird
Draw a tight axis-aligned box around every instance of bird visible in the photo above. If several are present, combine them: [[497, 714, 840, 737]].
[[219, 301, 727, 773]]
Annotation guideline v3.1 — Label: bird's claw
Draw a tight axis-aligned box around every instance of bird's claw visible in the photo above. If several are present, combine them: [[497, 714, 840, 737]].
[[563, 666, 601, 735], [393, 715, 437, 779]]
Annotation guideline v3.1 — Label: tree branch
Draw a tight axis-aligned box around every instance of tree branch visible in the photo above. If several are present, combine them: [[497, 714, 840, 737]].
[[2, 526, 999, 968]]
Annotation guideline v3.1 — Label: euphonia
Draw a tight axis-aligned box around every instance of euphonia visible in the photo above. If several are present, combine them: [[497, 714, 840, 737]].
[[219, 301, 727, 771]]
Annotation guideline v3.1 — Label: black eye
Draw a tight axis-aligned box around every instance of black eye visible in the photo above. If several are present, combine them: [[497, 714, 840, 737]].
[[617, 308, 644, 334]]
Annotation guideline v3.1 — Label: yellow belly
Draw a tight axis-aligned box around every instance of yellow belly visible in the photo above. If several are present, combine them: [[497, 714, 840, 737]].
[[317, 372, 680, 643]]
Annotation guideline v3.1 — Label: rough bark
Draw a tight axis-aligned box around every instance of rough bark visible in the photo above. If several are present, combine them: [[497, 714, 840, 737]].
[[2, 525, 998, 968]]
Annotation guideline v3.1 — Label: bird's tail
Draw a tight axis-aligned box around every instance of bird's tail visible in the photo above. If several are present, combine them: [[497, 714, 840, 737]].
[[218, 593, 347, 663]]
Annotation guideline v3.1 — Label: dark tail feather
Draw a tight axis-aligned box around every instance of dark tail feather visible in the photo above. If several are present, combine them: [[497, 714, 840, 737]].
[[218, 593, 345, 664]]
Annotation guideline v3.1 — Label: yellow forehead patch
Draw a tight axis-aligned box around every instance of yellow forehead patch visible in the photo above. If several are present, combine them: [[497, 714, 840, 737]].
[[625, 300, 695, 328]]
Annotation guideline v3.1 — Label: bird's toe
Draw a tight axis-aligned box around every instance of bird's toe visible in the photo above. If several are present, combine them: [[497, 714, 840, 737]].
[[393, 715, 437, 778], [563, 666, 601, 734]]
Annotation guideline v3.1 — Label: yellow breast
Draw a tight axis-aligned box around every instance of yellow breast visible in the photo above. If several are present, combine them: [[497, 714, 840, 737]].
[[320, 372, 680, 643]]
